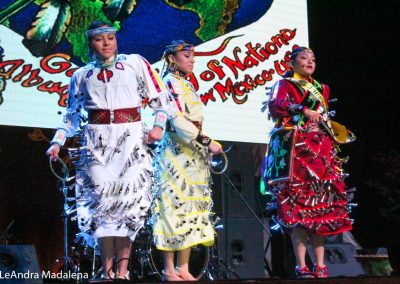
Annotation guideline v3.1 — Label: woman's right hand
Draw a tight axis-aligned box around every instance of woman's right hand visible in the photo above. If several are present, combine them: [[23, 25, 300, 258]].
[[208, 140, 223, 155], [46, 143, 60, 161], [303, 109, 323, 123]]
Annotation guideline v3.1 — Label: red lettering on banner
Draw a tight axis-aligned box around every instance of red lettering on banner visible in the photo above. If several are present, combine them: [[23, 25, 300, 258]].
[[242, 74, 256, 91], [283, 50, 292, 62], [207, 60, 225, 79], [261, 69, 273, 81], [66, 68, 78, 77], [259, 47, 272, 60], [1, 53, 75, 107], [13, 64, 32, 82], [200, 70, 215, 81], [199, 89, 216, 105], [245, 43, 266, 62], [244, 54, 259, 68], [41, 53, 72, 74], [214, 78, 233, 102], [178, 28, 300, 105], [232, 85, 248, 104], [0, 59, 24, 79], [254, 74, 266, 85], [221, 47, 246, 79], [274, 60, 290, 76], [233, 83, 245, 96], [192, 28, 299, 105], [199, 68, 276, 106], [271, 34, 287, 46], [21, 69, 43, 87], [279, 28, 297, 43], [265, 42, 279, 54], [233, 83, 245, 95]]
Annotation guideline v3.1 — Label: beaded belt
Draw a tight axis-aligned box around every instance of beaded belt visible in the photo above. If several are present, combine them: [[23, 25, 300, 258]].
[[88, 107, 141, 124]]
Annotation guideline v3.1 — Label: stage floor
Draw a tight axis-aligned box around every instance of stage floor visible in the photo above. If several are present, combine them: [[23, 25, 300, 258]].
[[42, 276, 399, 284]]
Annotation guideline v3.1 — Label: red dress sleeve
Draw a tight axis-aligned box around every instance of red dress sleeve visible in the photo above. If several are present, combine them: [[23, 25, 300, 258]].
[[322, 83, 330, 108], [269, 79, 305, 119]]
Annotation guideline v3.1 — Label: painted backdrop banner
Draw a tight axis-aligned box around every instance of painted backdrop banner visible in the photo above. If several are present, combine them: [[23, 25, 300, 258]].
[[0, 0, 308, 143]]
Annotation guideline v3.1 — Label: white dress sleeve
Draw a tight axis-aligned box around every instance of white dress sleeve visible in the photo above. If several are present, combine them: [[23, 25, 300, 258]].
[[51, 71, 85, 146], [133, 55, 174, 129]]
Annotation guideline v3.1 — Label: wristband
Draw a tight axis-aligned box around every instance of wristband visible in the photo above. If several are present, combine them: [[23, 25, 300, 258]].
[[154, 111, 168, 130], [50, 129, 67, 148], [153, 124, 164, 130], [51, 141, 63, 148], [196, 133, 212, 146]]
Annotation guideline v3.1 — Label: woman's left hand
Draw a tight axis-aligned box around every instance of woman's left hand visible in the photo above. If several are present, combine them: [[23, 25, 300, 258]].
[[147, 126, 163, 144]]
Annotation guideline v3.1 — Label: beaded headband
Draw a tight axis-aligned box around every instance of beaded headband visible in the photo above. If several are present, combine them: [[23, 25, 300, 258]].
[[86, 26, 117, 38], [165, 44, 195, 54], [290, 47, 313, 60]]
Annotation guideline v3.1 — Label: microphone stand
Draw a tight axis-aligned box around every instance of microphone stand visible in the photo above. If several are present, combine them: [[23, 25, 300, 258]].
[[0, 220, 15, 245], [49, 157, 76, 278]]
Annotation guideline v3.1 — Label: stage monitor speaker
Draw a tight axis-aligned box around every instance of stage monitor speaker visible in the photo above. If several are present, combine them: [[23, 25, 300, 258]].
[[220, 142, 262, 218], [217, 217, 268, 279], [307, 243, 366, 277], [325, 233, 344, 244], [0, 245, 42, 283]]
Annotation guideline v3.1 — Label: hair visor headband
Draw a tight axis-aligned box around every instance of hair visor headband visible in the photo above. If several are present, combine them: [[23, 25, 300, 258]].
[[290, 47, 313, 60], [86, 27, 117, 38], [165, 44, 195, 53]]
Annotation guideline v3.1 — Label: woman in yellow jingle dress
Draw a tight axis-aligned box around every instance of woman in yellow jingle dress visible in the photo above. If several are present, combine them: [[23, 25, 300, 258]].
[[151, 40, 222, 281]]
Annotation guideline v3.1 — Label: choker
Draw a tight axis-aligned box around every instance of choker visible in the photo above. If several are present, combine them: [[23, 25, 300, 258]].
[[95, 54, 117, 68], [170, 70, 187, 78]]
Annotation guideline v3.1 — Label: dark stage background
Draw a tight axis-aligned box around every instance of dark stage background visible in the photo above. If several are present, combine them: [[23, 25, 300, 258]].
[[0, 0, 399, 273]]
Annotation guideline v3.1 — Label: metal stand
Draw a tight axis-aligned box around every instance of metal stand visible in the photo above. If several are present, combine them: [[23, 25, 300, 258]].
[[0, 220, 15, 245], [218, 172, 240, 280], [206, 150, 236, 280], [61, 178, 75, 274], [49, 157, 76, 277]]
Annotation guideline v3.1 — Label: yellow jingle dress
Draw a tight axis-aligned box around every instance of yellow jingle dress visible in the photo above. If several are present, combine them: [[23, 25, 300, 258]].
[[151, 72, 215, 251]]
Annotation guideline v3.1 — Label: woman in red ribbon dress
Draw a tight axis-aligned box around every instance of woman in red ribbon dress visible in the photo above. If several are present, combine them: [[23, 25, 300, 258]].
[[46, 21, 172, 280], [264, 47, 354, 278]]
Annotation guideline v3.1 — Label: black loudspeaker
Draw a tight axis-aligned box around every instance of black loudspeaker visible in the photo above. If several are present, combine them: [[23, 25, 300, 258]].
[[217, 217, 267, 279], [0, 245, 42, 283], [218, 142, 267, 218], [306, 243, 365, 277]]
